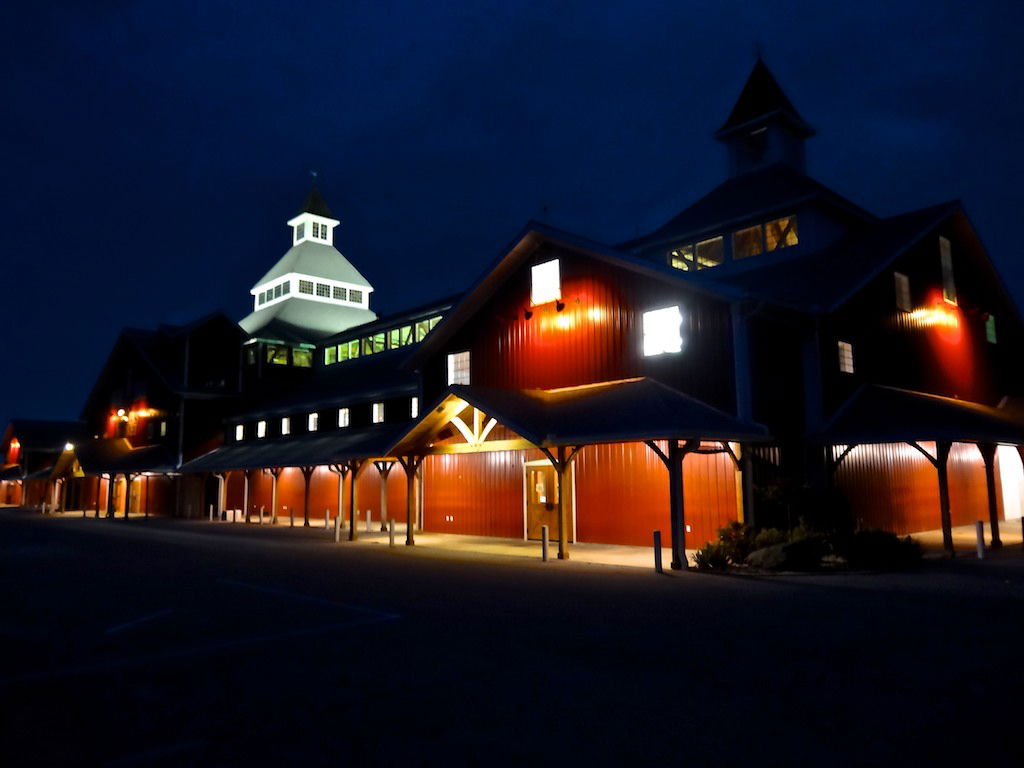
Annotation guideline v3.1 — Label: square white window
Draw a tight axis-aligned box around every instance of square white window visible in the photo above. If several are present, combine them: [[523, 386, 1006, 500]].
[[531, 259, 561, 306], [642, 306, 683, 357], [281, 417, 291, 435], [234, 424, 244, 441], [838, 341, 854, 374], [894, 272, 911, 312], [372, 402, 384, 424], [338, 407, 350, 428], [257, 420, 267, 438], [410, 396, 419, 418], [307, 412, 318, 432], [447, 351, 470, 385]]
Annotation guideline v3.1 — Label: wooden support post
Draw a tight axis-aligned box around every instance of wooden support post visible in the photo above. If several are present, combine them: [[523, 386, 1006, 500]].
[[347, 459, 365, 541], [374, 460, 394, 532], [144, 475, 151, 518], [214, 472, 227, 521], [242, 470, 251, 524], [539, 445, 584, 561], [397, 455, 423, 546], [936, 440, 954, 558], [124, 474, 135, 519], [95, 476, 102, 518], [978, 442, 1002, 548], [645, 439, 697, 570], [300, 466, 315, 527], [269, 468, 281, 525], [106, 475, 116, 519]]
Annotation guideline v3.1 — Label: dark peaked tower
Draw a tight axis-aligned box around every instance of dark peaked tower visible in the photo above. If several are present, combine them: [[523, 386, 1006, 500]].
[[715, 59, 815, 177]]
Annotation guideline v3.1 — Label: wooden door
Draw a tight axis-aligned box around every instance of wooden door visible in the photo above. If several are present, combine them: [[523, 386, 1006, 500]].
[[526, 465, 559, 540]]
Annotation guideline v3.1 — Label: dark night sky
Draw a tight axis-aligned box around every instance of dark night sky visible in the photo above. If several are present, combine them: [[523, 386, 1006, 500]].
[[2, 1, 1022, 429]]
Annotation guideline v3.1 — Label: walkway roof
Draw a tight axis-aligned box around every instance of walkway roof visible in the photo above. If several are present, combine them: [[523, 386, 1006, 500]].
[[53, 439, 179, 477]]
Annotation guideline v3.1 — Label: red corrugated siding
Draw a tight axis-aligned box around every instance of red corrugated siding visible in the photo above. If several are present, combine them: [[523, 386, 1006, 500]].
[[947, 442, 987, 527], [422, 451, 530, 538]]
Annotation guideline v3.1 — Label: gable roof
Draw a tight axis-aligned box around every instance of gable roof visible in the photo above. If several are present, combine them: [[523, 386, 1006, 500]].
[[716, 58, 815, 139]]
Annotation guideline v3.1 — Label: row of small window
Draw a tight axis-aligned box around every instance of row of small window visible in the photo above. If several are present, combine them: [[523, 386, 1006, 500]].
[[257, 282, 290, 305], [260, 344, 313, 367], [295, 222, 330, 241], [235, 398, 420, 440], [298, 280, 364, 303], [668, 215, 798, 272], [324, 315, 443, 365]]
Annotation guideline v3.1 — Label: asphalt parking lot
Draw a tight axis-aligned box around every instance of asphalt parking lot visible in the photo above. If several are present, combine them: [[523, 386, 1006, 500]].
[[3, 509, 1023, 766]]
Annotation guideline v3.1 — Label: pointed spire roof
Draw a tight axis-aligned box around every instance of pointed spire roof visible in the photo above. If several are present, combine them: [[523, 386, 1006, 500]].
[[299, 185, 334, 218], [716, 58, 815, 139]]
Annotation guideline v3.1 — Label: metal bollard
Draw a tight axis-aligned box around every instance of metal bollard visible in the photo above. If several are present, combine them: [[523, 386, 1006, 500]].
[[541, 525, 549, 562], [976, 521, 985, 560], [366, 508, 371, 533], [334, 511, 342, 543], [325, 508, 330, 530], [230, 508, 235, 524], [653, 530, 663, 573], [259, 505, 265, 525], [208, 503, 213, 522], [389, 519, 395, 547]]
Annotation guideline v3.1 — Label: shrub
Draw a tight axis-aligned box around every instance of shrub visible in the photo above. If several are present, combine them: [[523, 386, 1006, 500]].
[[716, 521, 755, 562], [744, 536, 830, 571], [693, 541, 732, 571], [751, 527, 787, 550], [846, 530, 922, 570]]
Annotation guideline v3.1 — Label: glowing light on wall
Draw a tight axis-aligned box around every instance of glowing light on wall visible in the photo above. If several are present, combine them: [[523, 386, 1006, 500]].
[[642, 306, 683, 357], [530, 259, 561, 305], [908, 306, 959, 331]]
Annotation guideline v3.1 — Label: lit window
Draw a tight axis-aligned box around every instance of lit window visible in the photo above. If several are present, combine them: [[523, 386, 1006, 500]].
[[732, 226, 763, 260], [159, 421, 167, 437], [299, 280, 314, 295], [838, 341, 854, 374], [388, 328, 401, 348], [372, 402, 384, 424], [316, 283, 330, 297], [362, 337, 373, 356], [372, 333, 386, 353], [986, 315, 997, 344], [668, 244, 694, 271], [894, 272, 911, 312], [399, 325, 414, 345], [940, 237, 956, 305], [411, 397, 419, 418], [324, 346, 337, 365], [267, 345, 289, 365], [333, 286, 346, 300], [447, 351, 470, 385], [235, 424, 244, 441], [765, 216, 798, 250], [338, 408, 350, 428], [349, 289, 363, 303], [292, 348, 312, 367], [308, 412, 319, 431], [429, 316, 441, 330], [257, 420, 267, 438], [296, 223, 305, 241], [642, 306, 683, 357], [695, 237, 724, 269], [416, 319, 431, 341], [531, 259, 561, 305], [281, 417, 291, 435]]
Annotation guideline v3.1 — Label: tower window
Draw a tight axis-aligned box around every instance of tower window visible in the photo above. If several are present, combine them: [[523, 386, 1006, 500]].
[[642, 306, 683, 357], [282, 281, 290, 294], [258, 293, 266, 305], [333, 286, 346, 300], [986, 315, 997, 344], [299, 280, 314, 295], [312, 222, 321, 239], [349, 289, 363, 303], [257, 420, 267, 438], [273, 284, 282, 298], [281, 417, 291, 436], [235, 424, 244, 441], [316, 283, 330, 297], [732, 225, 763, 260], [372, 402, 385, 424], [411, 397, 419, 418], [531, 259, 561, 305], [447, 351, 470, 385], [295, 223, 305, 241], [940, 237, 956, 305], [838, 341, 854, 374], [338, 407, 350, 428], [765, 216, 798, 250], [695, 237, 724, 269], [894, 272, 911, 312], [308, 412, 319, 432]]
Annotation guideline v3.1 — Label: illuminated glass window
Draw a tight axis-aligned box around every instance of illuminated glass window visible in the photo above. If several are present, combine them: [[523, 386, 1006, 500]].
[[986, 315, 997, 344], [333, 286, 346, 300], [338, 408, 350, 428], [299, 280, 314, 295], [316, 283, 330, 297], [372, 402, 385, 424], [732, 226, 763, 260], [838, 341, 854, 374], [642, 306, 683, 357], [765, 216, 798, 250], [348, 340, 360, 359], [894, 272, 911, 312], [940, 237, 956, 304], [410, 397, 419, 418], [362, 337, 374, 356], [308, 412, 319, 432], [349, 289, 364, 303], [388, 328, 402, 348], [447, 351, 470, 385], [257, 420, 267, 438], [416, 319, 431, 341], [372, 333, 386, 353], [267, 345, 289, 365], [235, 424, 244, 441], [159, 421, 167, 437], [695, 237, 724, 269], [531, 259, 561, 305], [324, 346, 337, 365], [281, 417, 291, 436], [399, 325, 414, 345], [292, 348, 312, 367], [668, 244, 695, 271], [429, 316, 441, 330]]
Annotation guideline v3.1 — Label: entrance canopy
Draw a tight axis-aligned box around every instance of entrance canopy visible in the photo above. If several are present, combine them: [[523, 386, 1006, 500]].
[[390, 378, 767, 455], [52, 439, 179, 478], [822, 385, 1024, 445]]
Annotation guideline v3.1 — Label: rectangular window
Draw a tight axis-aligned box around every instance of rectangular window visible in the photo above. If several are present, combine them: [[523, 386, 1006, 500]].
[[267, 345, 289, 365], [324, 346, 337, 365], [372, 402, 384, 424], [695, 236, 724, 269], [257, 420, 266, 438], [838, 341, 854, 374], [333, 286, 346, 300], [642, 306, 683, 357], [282, 281, 290, 294], [273, 284, 282, 298], [399, 325, 414, 345], [281, 417, 291, 435], [308, 412, 319, 432], [531, 259, 561, 305], [258, 293, 266, 305], [299, 280, 314, 295], [349, 289, 363, 303], [292, 348, 312, 367], [159, 421, 167, 437], [235, 424, 244, 441], [447, 351, 470, 385], [296, 223, 305, 241], [668, 244, 694, 271], [338, 407, 350, 428], [316, 283, 330, 297], [765, 216, 798, 250], [986, 315, 997, 344], [312, 222, 321, 239], [940, 236, 956, 304], [388, 328, 401, 348], [362, 337, 373, 356], [894, 272, 911, 312], [415, 319, 431, 342], [410, 397, 419, 418], [372, 332, 386, 353], [338, 343, 349, 362], [732, 225, 763, 260]]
